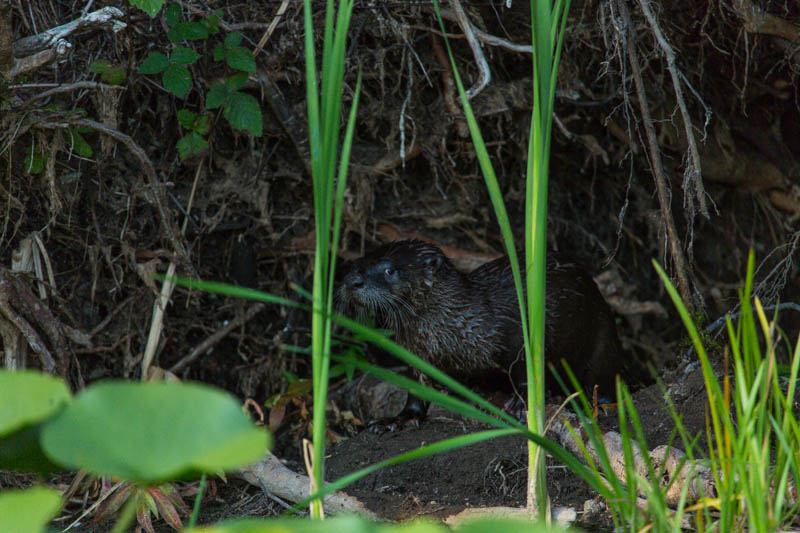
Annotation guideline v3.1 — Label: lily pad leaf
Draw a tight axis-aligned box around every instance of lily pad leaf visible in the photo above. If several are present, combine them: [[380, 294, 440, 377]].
[[41, 381, 270, 484], [0, 370, 71, 472], [0, 486, 63, 533]]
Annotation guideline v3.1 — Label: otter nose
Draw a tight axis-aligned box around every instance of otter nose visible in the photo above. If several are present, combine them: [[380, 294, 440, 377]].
[[344, 272, 365, 289]]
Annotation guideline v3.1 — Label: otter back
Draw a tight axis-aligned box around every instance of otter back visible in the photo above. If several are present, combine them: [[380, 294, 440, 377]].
[[337, 240, 624, 396]]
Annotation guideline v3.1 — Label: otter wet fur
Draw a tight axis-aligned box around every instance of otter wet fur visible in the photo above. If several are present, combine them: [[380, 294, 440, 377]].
[[337, 240, 626, 396]]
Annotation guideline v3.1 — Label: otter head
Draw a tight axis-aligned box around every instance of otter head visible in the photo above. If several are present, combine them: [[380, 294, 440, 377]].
[[337, 240, 450, 326]]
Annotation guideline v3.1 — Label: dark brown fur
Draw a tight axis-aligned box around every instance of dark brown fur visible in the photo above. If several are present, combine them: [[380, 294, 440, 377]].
[[337, 240, 625, 395]]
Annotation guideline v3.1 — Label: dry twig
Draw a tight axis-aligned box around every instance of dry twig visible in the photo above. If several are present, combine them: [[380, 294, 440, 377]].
[[446, 0, 490, 98], [637, 0, 710, 220], [614, 0, 696, 311]]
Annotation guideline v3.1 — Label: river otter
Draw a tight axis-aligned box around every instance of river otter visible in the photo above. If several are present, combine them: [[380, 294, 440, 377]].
[[337, 240, 626, 396]]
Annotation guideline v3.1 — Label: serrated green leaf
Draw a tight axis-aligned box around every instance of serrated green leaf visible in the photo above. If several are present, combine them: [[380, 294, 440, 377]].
[[177, 109, 197, 129], [226, 71, 249, 91], [177, 132, 208, 160], [41, 381, 270, 484], [226, 47, 255, 73], [168, 21, 209, 43], [0, 486, 63, 533], [224, 32, 243, 48], [129, 0, 165, 17], [205, 12, 222, 35], [67, 129, 93, 158], [195, 114, 210, 135], [205, 84, 229, 109], [213, 42, 226, 62], [164, 3, 181, 27], [171, 45, 200, 65], [163, 64, 192, 99], [225, 92, 262, 137], [138, 51, 169, 74], [90, 59, 111, 74]]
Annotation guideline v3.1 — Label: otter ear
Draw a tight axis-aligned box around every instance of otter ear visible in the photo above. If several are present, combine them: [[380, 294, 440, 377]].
[[422, 254, 443, 279]]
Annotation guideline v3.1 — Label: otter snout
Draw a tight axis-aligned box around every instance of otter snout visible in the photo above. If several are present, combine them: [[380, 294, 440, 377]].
[[343, 270, 366, 290]]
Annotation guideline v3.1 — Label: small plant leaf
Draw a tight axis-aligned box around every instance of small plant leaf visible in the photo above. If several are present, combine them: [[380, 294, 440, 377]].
[[0, 486, 63, 533], [225, 92, 262, 137], [164, 3, 182, 27], [163, 64, 192, 99], [41, 381, 270, 484], [150, 487, 184, 530], [23, 149, 47, 174], [90, 59, 112, 74], [206, 11, 222, 34], [194, 114, 210, 135], [205, 84, 229, 109], [67, 129, 93, 158], [171, 46, 201, 65], [177, 109, 197, 129], [213, 42, 226, 62], [226, 72, 249, 91], [103, 67, 127, 85], [224, 32, 243, 48], [168, 21, 209, 43], [130, 0, 166, 17], [139, 51, 169, 74], [225, 46, 255, 73], [177, 132, 208, 161]]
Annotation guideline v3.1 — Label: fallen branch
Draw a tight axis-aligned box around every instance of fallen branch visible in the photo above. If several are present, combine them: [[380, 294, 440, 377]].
[[237, 452, 376, 517], [732, 0, 800, 42], [4, 7, 125, 79]]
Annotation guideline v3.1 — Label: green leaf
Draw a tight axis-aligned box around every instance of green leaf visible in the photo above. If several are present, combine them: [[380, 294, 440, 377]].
[[163, 64, 192, 99], [0, 371, 70, 438], [41, 381, 270, 484], [67, 129, 93, 158], [183, 515, 557, 532], [103, 67, 126, 85], [177, 132, 208, 160], [0, 370, 70, 472], [129, 0, 165, 18], [224, 32, 243, 48], [0, 486, 63, 533], [138, 51, 169, 74], [205, 11, 222, 35], [213, 42, 226, 62], [164, 3, 182, 27], [23, 149, 47, 174], [205, 84, 229, 109], [177, 109, 197, 129], [226, 71, 249, 91], [90, 59, 111, 74], [194, 114, 210, 135], [171, 45, 200, 65], [168, 21, 209, 43], [226, 46, 255, 73], [225, 91, 262, 137]]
